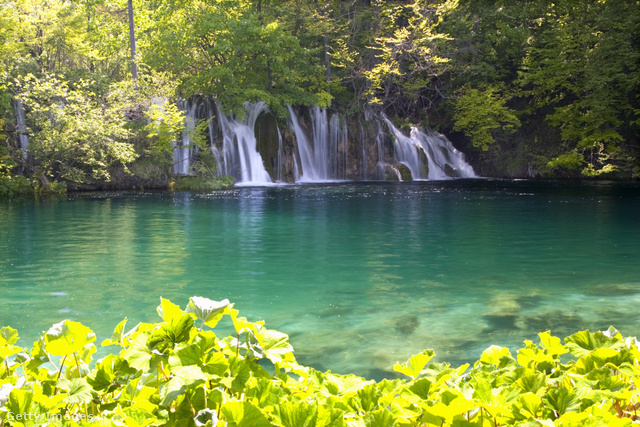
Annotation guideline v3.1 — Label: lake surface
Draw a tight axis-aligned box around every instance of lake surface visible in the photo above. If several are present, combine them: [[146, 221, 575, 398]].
[[1, 180, 639, 379]]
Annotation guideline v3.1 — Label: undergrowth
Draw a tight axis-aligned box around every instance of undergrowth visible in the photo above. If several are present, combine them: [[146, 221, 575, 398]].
[[1, 297, 639, 426]]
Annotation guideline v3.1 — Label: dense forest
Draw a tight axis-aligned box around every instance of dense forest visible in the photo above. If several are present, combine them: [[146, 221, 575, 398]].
[[1, 0, 639, 193]]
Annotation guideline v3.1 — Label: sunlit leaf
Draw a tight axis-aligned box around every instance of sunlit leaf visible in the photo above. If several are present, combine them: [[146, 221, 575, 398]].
[[101, 318, 127, 347], [393, 350, 435, 379], [479, 345, 512, 366], [273, 400, 318, 427], [185, 296, 230, 328], [44, 320, 96, 356], [0, 326, 19, 346], [565, 330, 623, 357], [221, 401, 271, 427], [57, 377, 96, 405], [258, 328, 293, 363], [157, 298, 184, 323]]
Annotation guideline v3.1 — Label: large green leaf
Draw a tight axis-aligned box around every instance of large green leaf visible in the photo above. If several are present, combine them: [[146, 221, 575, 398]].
[[87, 354, 136, 392], [157, 298, 184, 323], [246, 377, 286, 409], [147, 313, 195, 353], [0, 326, 19, 346], [273, 400, 318, 427], [316, 404, 345, 427], [221, 401, 272, 427], [257, 328, 293, 363], [545, 387, 579, 416], [538, 331, 568, 357], [565, 330, 623, 357], [393, 350, 435, 380], [168, 338, 228, 378], [479, 345, 512, 366], [221, 355, 252, 392], [185, 296, 230, 328], [44, 320, 96, 356], [57, 377, 96, 405], [115, 407, 160, 427], [514, 372, 547, 395], [159, 372, 204, 408], [6, 388, 33, 417], [364, 408, 396, 427], [101, 318, 128, 347], [518, 392, 543, 418], [122, 332, 163, 372]]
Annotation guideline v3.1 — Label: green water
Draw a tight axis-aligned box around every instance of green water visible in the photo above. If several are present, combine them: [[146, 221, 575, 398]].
[[1, 180, 639, 379]]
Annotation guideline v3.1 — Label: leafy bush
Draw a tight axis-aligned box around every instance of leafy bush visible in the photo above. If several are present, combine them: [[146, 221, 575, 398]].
[[1, 297, 639, 426]]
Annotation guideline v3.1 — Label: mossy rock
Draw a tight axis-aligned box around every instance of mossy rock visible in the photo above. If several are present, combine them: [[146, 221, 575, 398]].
[[255, 111, 281, 181], [170, 175, 235, 191], [396, 163, 413, 181]]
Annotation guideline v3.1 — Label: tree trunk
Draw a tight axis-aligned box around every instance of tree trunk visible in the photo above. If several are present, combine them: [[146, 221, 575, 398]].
[[128, 0, 138, 86], [324, 30, 331, 93]]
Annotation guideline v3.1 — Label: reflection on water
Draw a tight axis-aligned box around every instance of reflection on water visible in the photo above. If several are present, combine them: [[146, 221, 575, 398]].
[[1, 181, 640, 379]]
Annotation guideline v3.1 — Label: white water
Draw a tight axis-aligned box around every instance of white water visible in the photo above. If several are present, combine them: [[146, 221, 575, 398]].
[[14, 99, 28, 161], [203, 102, 476, 185], [173, 100, 197, 175], [217, 102, 272, 185], [288, 106, 348, 182], [383, 115, 476, 180]]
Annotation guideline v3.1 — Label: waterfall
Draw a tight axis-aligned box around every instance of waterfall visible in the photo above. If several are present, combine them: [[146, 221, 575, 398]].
[[173, 99, 476, 185], [375, 121, 389, 180], [413, 130, 476, 179], [217, 102, 272, 185], [173, 100, 197, 175], [360, 123, 367, 181], [383, 115, 476, 180], [276, 127, 284, 182], [14, 99, 28, 161], [287, 106, 348, 182]]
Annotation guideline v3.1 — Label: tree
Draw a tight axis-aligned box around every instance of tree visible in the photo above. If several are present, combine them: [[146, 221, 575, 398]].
[[363, 0, 458, 117], [15, 74, 137, 185], [144, 0, 330, 117], [519, 0, 640, 176]]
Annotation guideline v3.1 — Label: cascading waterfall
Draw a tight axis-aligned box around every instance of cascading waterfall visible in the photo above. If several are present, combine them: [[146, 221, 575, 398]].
[[288, 106, 348, 182], [217, 102, 272, 185], [276, 127, 284, 182], [360, 123, 368, 181], [181, 99, 476, 185], [414, 130, 476, 179], [383, 115, 476, 180], [173, 100, 197, 175], [14, 99, 28, 161]]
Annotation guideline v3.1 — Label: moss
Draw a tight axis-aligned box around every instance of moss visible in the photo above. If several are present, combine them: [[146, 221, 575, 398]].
[[170, 175, 235, 191]]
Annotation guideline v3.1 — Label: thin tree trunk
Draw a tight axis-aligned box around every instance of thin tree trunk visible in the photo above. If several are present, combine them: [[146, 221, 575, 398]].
[[324, 30, 331, 93], [128, 0, 138, 87]]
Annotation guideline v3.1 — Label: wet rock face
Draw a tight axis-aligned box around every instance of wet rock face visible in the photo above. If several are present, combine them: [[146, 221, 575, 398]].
[[396, 163, 413, 181], [255, 111, 281, 181]]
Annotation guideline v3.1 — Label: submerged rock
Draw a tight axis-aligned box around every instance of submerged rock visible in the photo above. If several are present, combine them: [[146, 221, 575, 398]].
[[394, 315, 420, 335]]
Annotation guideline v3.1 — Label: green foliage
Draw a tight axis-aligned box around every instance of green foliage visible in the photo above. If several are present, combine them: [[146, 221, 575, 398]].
[[145, 0, 330, 117], [453, 86, 520, 151], [1, 0, 638, 181], [518, 0, 640, 175], [2, 298, 640, 426], [14, 73, 137, 184], [364, 0, 457, 115]]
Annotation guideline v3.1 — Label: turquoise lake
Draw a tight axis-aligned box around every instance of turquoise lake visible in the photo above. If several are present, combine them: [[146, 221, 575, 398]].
[[1, 180, 639, 379]]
